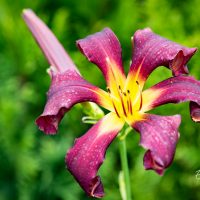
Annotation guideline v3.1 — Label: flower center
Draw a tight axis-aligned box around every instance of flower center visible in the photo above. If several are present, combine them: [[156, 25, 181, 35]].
[[107, 81, 143, 120]]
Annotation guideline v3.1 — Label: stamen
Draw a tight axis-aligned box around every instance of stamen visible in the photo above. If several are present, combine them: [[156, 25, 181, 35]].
[[112, 102, 120, 118], [129, 99, 133, 114], [117, 86, 127, 117], [136, 81, 143, 111], [139, 93, 143, 111], [120, 94, 127, 116], [107, 87, 120, 118], [126, 99, 130, 114], [126, 89, 133, 115]]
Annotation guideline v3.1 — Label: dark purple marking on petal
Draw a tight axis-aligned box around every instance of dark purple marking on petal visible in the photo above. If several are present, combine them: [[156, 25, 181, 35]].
[[133, 114, 181, 175], [23, 9, 78, 73], [77, 28, 125, 81], [36, 70, 107, 134], [190, 102, 200, 122], [130, 28, 197, 82], [142, 76, 200, 120], [66, 113, 124, 198]]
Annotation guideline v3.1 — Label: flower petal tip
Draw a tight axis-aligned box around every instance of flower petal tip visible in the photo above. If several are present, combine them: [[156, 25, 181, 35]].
[[35, 107, 67, 135], [66, 145, 105, 198], [89, 176, 104, 198], [190, 102, 200, 123], [143, 150, 165, 176], [133, 114, 181, 176], [35, 116, 58, 135], [170, 48, 197, 76], [66, 151, 105, 198]]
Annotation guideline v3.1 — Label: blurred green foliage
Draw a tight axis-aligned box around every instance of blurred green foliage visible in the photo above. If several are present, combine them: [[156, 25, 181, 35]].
[[0, 0, 199, 199]]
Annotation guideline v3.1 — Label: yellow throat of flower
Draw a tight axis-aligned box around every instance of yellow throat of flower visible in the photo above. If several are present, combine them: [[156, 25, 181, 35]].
[[106, 78, 144, 123], [102, 57, 145, 124]]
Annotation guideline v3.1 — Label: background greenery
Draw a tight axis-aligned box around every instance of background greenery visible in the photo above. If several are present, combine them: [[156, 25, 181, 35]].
[[0, 0, 199, 199]]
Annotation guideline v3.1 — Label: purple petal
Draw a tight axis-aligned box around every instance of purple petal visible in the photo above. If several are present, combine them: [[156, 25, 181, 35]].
[[66, 113, 124, 198], [77, 28, 126, 84], [36, 70, 110, 134], [133, 114, 181, 175], [190, 102, 200, 122], [22, 9, 79, 73], [129, 28, 197, 85], [141, 76, 200, 123]]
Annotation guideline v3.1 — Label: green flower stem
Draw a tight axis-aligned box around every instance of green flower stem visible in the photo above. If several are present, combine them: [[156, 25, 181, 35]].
[[118, 129, 132, 200]]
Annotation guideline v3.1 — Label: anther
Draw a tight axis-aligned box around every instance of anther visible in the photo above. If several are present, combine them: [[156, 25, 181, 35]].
[[118, 85, 123, 94], [107, 87, 111, 93]]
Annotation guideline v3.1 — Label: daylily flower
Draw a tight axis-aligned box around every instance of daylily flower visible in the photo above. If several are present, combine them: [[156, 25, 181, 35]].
[[23, 9, 200, 198]]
